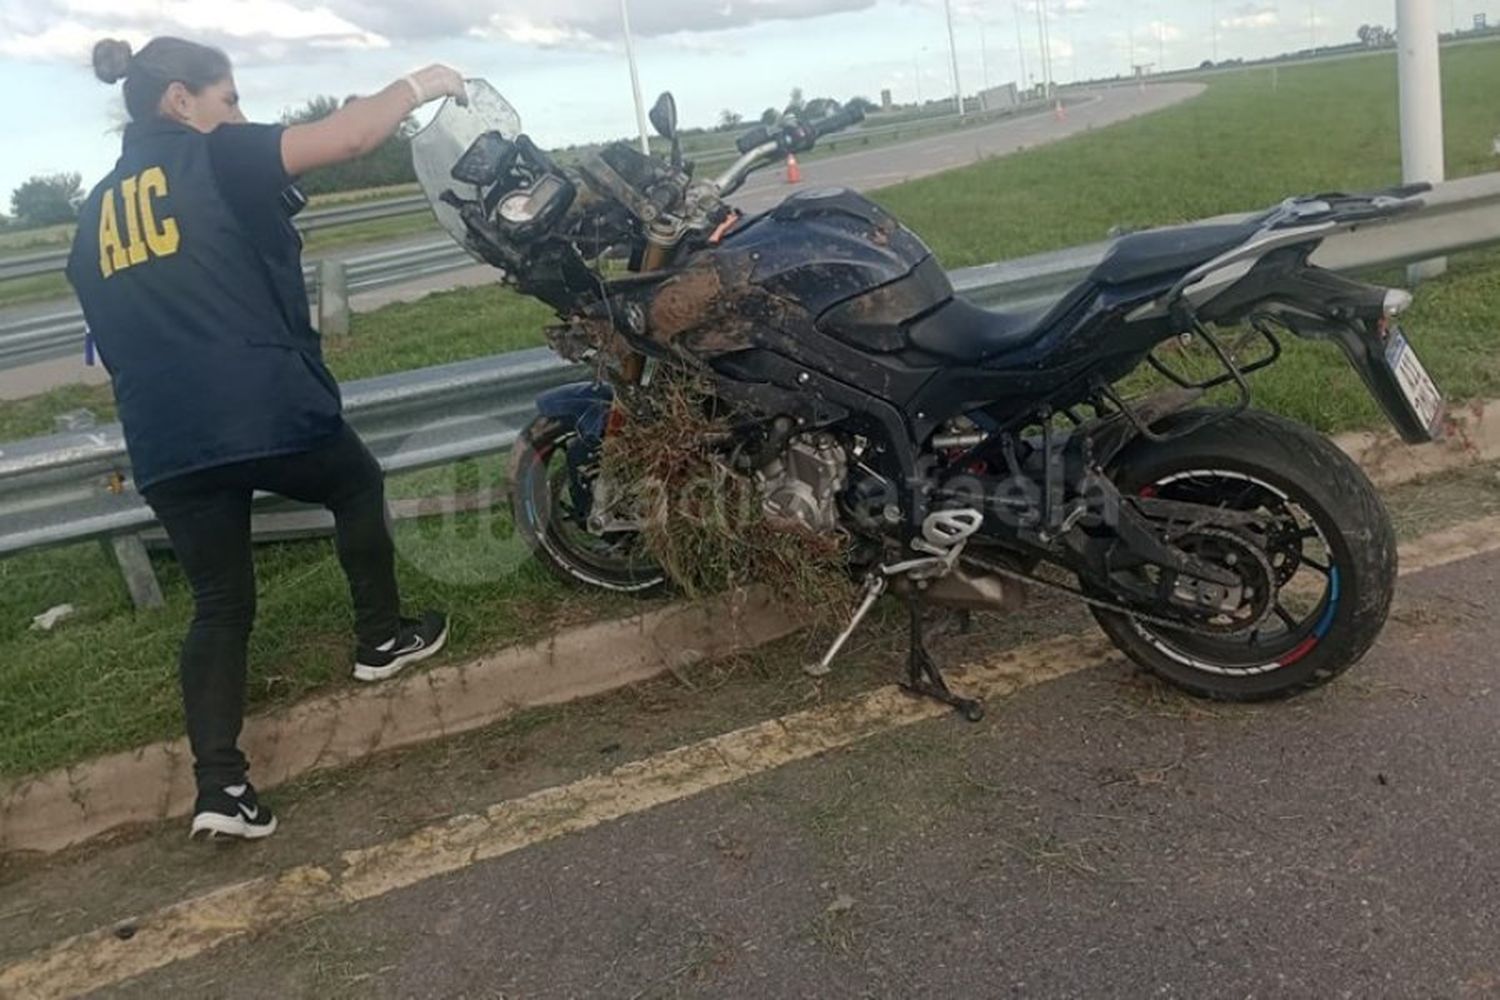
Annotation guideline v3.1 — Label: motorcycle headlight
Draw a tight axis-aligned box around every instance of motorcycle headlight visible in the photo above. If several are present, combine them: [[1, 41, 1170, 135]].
[[499, 190, 541, 225]]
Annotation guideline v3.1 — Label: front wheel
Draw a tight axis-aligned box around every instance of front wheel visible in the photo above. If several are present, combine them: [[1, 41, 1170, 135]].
[[508, 416, 667, 594], [1091, 409, 1397, 701]]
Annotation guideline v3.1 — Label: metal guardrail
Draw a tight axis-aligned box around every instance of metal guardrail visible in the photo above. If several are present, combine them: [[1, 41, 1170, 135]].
[[0, 310, 94, 371], [3, 169, 1500, 605], [9, 167, 1500, 374], [0, 348, 580, 606], [0, 240, 485, 372], [0, 195, 434, 284]]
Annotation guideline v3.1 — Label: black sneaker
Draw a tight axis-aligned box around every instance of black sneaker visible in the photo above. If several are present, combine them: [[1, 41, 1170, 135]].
[[190, 783, 278, 841], [354, 611, 450, 682]]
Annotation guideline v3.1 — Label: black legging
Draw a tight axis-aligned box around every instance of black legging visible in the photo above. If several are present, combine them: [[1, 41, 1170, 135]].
[[143, 424, 401, 793]]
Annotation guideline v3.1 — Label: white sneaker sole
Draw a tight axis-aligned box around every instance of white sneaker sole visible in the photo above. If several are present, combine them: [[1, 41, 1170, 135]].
[[352, 623, 449, 683], [190, 811, 279, 840]]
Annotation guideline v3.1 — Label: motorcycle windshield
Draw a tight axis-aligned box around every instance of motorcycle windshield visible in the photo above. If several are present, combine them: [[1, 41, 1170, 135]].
[[411, 80, 523, 256]]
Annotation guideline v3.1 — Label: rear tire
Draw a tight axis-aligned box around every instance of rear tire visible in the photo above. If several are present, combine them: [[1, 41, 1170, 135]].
[[508, 417, 667, 595], [1090, 409, 1396, 701]]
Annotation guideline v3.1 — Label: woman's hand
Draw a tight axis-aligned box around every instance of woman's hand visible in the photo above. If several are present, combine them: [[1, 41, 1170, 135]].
[[403, 65, 468, 108], [283, 65, 469, 175]]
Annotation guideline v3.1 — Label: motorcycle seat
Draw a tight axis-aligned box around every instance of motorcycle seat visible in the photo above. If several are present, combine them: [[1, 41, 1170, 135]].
[[1090, 221, 1262, 286], [907, 295, 1059, 364]]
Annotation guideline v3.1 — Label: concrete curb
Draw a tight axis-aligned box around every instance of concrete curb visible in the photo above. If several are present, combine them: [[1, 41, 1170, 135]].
[[4, 398, 1499, 856], [0, 589, 796, 855]]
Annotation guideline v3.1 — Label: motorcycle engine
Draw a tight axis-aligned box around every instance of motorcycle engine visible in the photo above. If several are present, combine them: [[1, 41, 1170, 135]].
[[755, 433, 848, 535]]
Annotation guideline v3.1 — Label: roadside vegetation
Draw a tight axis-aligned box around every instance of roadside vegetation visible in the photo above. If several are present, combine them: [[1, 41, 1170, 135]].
[[3, 43, 1500, 779]]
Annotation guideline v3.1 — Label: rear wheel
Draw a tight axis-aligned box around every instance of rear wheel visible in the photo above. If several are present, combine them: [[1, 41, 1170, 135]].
[[508, 417, 667, 594], [1090, 409, 1397, 701]]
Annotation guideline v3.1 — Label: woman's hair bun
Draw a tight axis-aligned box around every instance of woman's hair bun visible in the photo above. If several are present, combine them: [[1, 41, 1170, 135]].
[[92, 39, 134, 84]]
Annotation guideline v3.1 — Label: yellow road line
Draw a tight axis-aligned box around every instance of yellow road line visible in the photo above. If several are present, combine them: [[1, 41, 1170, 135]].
[[5, 518, 1500, 999]]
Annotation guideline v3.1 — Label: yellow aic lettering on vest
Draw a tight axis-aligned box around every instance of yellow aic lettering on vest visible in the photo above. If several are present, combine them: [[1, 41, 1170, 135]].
[[98, 167, 180, 279]]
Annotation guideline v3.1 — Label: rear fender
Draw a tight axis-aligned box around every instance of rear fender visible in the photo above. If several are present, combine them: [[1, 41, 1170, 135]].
[[1253, 269, 1439, 444]]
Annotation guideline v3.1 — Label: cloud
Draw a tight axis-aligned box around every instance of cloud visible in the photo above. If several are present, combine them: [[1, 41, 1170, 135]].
[[1, 0, 880, 62], [1001, 0, 1087, 18], [471, 0, 877, 48], [1221, 3, 1279, 30], [1136, 20, 1184, 45], [0, 0, 387, 62]]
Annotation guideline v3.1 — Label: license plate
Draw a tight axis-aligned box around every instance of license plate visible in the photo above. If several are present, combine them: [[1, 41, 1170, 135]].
[[1385, 329, 1444, 437]]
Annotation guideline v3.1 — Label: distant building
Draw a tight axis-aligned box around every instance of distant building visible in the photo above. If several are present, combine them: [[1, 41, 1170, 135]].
[[880, 88, 893, 110], [1476, 13, 1488, 30], [978, 83, 1018, 112]]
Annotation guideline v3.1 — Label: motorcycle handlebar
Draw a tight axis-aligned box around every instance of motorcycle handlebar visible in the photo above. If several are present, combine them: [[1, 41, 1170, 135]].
[[712, 104, 869, 197]]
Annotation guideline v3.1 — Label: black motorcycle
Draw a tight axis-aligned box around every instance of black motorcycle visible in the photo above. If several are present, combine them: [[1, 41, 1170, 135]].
[[413, 83, 1444, 719]]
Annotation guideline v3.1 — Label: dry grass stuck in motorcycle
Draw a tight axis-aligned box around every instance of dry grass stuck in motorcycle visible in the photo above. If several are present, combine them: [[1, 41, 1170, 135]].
[[601, 373, 858, 621]]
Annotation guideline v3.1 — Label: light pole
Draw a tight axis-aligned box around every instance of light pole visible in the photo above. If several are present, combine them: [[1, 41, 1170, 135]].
[[1211, 0, 1220, 63], [943, 0, 965, 118], [980, 19, 992, 92], [1012, 1, 1030, 98], [1397, 0, 1447, 279], [1034, 0, 1053, 100], [619, 0, 650, 156]]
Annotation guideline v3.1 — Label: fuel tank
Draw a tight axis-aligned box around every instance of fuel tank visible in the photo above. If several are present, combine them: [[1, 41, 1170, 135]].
[[643, 187, 956, 356]]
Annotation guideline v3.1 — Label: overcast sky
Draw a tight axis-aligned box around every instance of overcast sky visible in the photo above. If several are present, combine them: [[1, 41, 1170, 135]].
[[0, 0, 1491, 202]]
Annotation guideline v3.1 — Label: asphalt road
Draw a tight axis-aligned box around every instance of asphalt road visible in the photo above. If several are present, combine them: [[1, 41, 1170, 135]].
[[10, 538, 1493, 998], [0, 83, 1204, 403]]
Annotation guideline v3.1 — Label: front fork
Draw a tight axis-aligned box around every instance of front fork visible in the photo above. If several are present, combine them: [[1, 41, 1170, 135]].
[[531, 344, 653, 525]]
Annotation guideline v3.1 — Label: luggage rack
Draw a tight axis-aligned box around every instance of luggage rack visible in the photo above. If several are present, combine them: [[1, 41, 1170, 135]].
[[1096, 312, 1283, 444]]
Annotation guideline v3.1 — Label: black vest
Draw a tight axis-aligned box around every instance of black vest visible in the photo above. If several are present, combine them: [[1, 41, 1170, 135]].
[[67, 119, 342, 490]]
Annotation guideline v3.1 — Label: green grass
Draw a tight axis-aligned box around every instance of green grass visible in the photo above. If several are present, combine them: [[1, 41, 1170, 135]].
[[4, 46, 1500, 780], [0, 223, 73, 255], [0, 505, 637, 779], [876, 45, 1500, 266]]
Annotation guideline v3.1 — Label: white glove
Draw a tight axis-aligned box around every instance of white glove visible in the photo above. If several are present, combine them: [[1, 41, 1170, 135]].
[[403, 65, 468, 107]]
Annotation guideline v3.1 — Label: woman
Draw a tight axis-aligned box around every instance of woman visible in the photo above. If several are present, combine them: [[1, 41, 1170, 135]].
[[67, 37, 469, 842]]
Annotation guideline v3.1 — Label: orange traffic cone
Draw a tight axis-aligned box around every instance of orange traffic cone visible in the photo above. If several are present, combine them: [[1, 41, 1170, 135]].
[[785, 153, 802, 184], [1053, 99, 1067, 122]]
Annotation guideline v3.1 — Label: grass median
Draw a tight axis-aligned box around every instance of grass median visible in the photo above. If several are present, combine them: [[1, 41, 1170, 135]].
[[3, 46, 1500, 781]]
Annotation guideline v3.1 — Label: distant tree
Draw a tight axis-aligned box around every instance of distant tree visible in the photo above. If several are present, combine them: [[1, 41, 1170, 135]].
[[804, 97, 840, 119], [9, 172, 82, 228], [760, 106, 781, 126], [1357, 23, 1394, 47], [1199, 59, 1215, 69], [283, 94, 342, 124], [716, 108, 743, 131], [845, 96, 878, 114], [280, 96, 418, 196]]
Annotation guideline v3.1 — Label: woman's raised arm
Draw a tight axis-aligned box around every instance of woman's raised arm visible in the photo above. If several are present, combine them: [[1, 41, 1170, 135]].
[[281, 65, 467, 175]]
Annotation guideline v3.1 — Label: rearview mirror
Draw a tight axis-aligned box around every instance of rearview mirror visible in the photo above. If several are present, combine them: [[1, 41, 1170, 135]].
[[649, 92, 678, 140]]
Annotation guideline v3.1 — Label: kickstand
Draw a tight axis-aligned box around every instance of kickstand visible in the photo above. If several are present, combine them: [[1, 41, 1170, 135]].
[[902, 591, 985, 722]]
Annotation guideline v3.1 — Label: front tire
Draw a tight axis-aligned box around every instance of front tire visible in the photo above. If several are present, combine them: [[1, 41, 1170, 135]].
[[1091, 409, 1397, 701], [508, 416, 667, 594]]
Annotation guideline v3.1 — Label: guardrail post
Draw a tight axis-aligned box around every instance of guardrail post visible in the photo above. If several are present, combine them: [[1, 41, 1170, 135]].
[[317, 259, 351, 336], [104, 534, 165, 610]]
